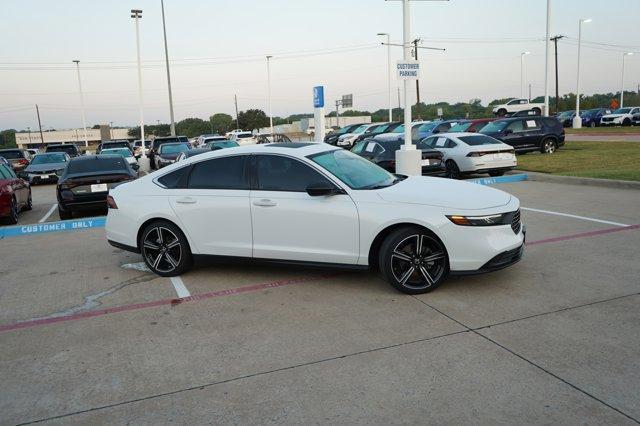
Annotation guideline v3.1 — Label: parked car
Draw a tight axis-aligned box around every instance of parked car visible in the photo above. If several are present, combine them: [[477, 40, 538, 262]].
[[448, 118, 495, 133], [21, 152, 70, 184], [149, 136, 183, 170], [415, 120, 460, 140], [420, 133, 516, 179], [376, 121, 430, 143], [197, 135, 226, 147], [56, 155, 137, 220], [45, 144, 80, 157], [0, 161, 32, 224], [351, 137, 444, 175], [555, 110, 575, 127], [600, 107, 640, 126], [106, 143, 524, 294], [354, 122, 403, 143], [133, 140, 151, 158], [580, 108, 611, 127], [336, 123, 379, 148], [204, 139, 239, 150], [176, 148, 212, 162], [96, 140, 133, 155], [0, 148, 32, 172], [324, 123, 366, 145], [27, 149, 39, 157], [305, 126, 335, 137], [505, 110, 542, 118], [154, 142, 191, 169], [100, 148, 140, 174], [632, 111, 640, 126], [492, 98, 544, 116], [480, 116, 565, 154], [229, 131, 256, 145]]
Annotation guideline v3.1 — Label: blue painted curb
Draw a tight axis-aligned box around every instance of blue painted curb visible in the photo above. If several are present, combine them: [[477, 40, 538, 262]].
[[467, 173, 528, 186], [0, 217, 106, 239]]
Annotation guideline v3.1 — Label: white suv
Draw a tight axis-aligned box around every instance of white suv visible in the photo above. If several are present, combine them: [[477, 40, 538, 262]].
[[492, 99, 544, 116], [600, 107, 640, 126]]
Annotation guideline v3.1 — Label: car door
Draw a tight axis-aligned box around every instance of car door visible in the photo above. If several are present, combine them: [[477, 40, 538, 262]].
[[250, 154, 359, 264], [501, 120, 527, 150], [1, 164, 26, 206], [167, 155, 253, 257]]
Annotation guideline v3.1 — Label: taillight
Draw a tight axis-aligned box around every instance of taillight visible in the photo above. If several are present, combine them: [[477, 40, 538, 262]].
[[18, 159, 29, 165], [467, 152, 485, 157], [106, 195, 118, 209]]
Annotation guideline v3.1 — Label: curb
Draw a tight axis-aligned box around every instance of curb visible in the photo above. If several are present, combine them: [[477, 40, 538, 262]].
[[523, 171, 640, 190], [467, 173, 528, 186]]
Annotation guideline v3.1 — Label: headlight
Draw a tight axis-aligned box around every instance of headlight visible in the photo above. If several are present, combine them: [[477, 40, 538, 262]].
[[55, 169, 64, 176], [447, 213, 508, 226]]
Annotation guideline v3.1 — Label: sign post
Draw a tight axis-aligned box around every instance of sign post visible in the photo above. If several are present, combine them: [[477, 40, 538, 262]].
[[313, 86, 325, 142]]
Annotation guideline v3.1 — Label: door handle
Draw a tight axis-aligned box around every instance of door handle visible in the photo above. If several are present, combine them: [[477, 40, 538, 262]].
[[253, 199, 277, 207], [176, 197, 197, 204]]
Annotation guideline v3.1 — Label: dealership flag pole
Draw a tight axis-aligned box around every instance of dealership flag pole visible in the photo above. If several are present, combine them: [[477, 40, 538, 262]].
[[72, 60, 89, 147], [543, 0, 551, 116], [131, 9, 147, 159], [160, 0, 176, 137], [572, 18, 591, 129]]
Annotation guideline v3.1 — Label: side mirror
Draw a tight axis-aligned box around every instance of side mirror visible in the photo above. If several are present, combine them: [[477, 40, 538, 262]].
[[306, 182, 340, 197]]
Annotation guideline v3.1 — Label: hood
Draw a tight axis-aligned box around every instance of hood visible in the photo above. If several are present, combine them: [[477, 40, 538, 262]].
[[377, 176, 511, 210], [25, 163, 66, 172]]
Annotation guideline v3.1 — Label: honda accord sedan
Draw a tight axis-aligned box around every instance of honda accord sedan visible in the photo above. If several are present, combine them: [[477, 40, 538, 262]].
[[106, 143, 524, 294]]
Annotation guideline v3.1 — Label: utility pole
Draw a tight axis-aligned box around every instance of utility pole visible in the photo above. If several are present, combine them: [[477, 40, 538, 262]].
[[529, 84, 532, 102], [36, 104, 44, 144], [131, 9, 147, 158], [266, 55, 273, 135], [160, 0, 176, 136], [335, 100, 341, 128], [412, 38, 421, 118], [72, 60, 88, 147], [234, 94, 239, 130], [550, 35, 564, 115], [543, 0, 551, 116]]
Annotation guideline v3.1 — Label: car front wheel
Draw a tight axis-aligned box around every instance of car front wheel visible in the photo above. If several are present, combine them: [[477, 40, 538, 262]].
[[541, 138, 556, 154], [378, 227, 449, 294], [445, 160, 461, 179], [141, 220, 193, 277]]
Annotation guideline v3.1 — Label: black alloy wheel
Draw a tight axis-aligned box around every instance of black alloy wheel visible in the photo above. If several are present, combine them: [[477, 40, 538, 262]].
[[7, 197, 19, 224], [141, 221, 192, 276], [541, 138, 556, 154], [445, 160, 461, 179], [379, 227, 448, 294]]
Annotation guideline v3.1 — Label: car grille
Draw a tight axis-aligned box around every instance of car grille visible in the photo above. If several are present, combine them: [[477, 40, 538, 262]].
[[511, 209, 521, 234], [601, 117, 614, 122]]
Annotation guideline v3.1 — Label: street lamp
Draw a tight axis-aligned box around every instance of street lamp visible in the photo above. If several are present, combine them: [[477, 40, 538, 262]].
[[266, 55, 273, 136], [543, 0, 551, 116], [520, 51, 530, 99], [131, 9, 146, 159], [572, 18, 591, 129], [160, 0, 176, 136], [377, 32, 392, 122], [621, 52, 633, 108], [72, 60, 88, 147]]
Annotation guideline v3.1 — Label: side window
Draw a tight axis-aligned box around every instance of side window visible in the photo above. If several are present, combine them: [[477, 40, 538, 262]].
[[507, 120, 524, 132], [447, 139, 457, 148], [519, 99, 528, 104], [434, 137, 448, 148], [187, 156, 248, 190], [436, 123, 450, 133], [4, 165, 17, 178], [351, 140, 367, 154], [256, 155, 331, 192], [417, 137, 436, 149], [0, 165, 9, 179]]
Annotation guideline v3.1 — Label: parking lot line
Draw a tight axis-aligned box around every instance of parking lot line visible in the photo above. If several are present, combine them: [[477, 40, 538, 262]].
[[39, 203, 58, 223], [170, 276, 191, 298], [521, 206, 630, 227], [526, 223, 640, 246]]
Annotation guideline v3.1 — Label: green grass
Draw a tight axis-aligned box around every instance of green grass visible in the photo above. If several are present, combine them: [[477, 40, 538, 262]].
[[516, 141, 640, 181], [564, 126, 640, 134]]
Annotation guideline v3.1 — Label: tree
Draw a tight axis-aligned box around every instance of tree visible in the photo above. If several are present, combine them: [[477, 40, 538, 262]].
[[0, 129, 17, 148], [175, 118, 210, 138], [237, 109, 269, 131], [209, 113, 233, 134], [127, 124, 171, 139]]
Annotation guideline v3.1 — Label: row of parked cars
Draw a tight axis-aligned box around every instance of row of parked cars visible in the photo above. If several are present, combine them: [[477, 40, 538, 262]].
[[556, 107, 640, 127], [324, 114, 565, 179]]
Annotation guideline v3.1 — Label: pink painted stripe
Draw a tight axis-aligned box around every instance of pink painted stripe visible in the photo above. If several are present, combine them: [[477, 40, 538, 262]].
[[526, 224, 640, 246], [0, 274, 338, 334]]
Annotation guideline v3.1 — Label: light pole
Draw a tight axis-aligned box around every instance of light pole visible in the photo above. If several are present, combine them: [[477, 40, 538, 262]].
[[543, 0, 551, 116], [377, 32, 392, 122], [160, 0, 176, 136], [621, 52, 633, 108], [109, 121, 113, 139], [520, 51, 530, 99], [27, 127, 32, 145], [72, 60, 88, 147], [573, 18, 591, 129], [131, 9, 146, 159], [266, 55, 273, 136]]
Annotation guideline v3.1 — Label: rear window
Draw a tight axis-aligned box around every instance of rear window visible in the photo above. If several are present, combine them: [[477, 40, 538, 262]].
[[47, 145, 78, 155], [449, 122, 471, 132], [458, 135, 502, 146], [153, 138, 181, 148], [67, 157, 128, 174], [0, 150, 25, 159]]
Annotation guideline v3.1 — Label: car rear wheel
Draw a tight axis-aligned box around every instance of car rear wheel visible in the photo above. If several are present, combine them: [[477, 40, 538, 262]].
[[445, 160, 461, 179], [141, 220, 193, 277], [378, 227, 449, 294], [540, 138, 556, 154], [589, 121, 596, 128], [497, 109, 506, 117], [6, 197, 19, 224], [24, 191, 33, 211], [623, 118, 631, 126], [532, 107, 541, 115]]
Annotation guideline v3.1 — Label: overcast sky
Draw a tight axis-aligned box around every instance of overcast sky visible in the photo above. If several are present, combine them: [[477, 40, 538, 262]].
[[1, 0, 638, 130]]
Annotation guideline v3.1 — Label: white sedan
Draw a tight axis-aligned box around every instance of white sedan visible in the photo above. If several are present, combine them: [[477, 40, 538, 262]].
[[419, 133, 517, 179], [105, 143, 524, 294]]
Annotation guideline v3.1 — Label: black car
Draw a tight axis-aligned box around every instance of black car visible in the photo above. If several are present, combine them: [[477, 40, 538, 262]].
[[96, 140, 134, 155], [176, 147, 211, 162], [324, 123, 365, 145], [351, 137, 444, 175], [149, 136, 184, 169], [154, 142, 191, 169], [56, 155, 137, 219], [479, 116, 565, 154], [45, 144, 80, 158]]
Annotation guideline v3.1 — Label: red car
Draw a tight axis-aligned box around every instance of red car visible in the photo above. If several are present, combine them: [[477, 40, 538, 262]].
[[0, 161, 32, 224], [449, 118, 496, 133]]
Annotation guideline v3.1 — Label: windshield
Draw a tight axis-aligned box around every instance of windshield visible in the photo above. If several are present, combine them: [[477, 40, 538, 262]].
[[101, 148, 132, 158], [612, 108, 631, 114], [580, 109, 599, 117], [47, 145, 77, 154], [458, 135, 502, 146], [480, 121, 509, 133], [558, 111, 575, 118], [449, 122, 472, 132], [417, 122, 438, 133], [352, 125, 369, 134], [309, 149, 397, 190], [31, 153, 67, 164], [371, 124, 390, 134], [336, 125, 356, 135], [0, 150, 24, 159], [160, 143, 190, 154], [210, 141, 239, 148]]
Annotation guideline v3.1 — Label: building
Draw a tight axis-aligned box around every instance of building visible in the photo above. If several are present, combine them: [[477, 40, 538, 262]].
[[15, 125, 131, 150]]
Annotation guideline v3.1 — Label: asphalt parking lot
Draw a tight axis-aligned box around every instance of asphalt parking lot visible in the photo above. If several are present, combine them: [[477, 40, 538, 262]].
[[1, 179, 639, 424]]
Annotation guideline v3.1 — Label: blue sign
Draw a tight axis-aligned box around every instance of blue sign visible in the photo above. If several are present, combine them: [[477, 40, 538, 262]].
[[0, 217, 106, 239], [313, 86, 324, 108]]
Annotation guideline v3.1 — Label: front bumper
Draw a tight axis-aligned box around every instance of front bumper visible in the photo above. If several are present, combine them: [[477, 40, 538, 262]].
[[450, 226, 526, 275]]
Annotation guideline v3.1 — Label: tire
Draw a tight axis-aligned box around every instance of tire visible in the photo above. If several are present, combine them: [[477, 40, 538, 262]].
[[488, 170, 505, 177], [58, 206, 72, 220], [531, 108, 541, 115], [444, 160, 461, 179], [140, 220, 193, 277], [378, 226, 449, 294], [24, 190, 33, 211], [623, 118, 631, 126], [497, 109, 507, 117], [589, 121, 596, 128], [540, 137, 556, 154], [6, 197, 19, 225]]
